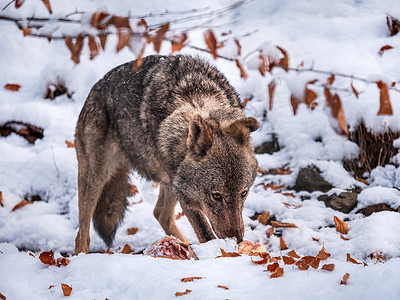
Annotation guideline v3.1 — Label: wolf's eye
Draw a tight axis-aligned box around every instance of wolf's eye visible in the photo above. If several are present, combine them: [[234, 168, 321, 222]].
[[212, 193, 222, 201], [240, 190, 248, 198]]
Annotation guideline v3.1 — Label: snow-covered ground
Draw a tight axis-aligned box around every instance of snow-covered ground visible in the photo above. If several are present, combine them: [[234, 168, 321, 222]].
[[1, 0, 400, 299]]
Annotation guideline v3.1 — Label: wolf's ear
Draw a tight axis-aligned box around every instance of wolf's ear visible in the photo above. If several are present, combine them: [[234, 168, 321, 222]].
[[225, 117, 260, 144], [187, 113, 213, 156]]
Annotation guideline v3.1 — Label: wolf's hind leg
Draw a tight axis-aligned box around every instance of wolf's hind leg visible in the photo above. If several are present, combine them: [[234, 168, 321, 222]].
[[153, 183, 190, 244]]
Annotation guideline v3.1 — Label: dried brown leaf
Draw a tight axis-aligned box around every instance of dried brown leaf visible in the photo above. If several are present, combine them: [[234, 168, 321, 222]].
[[340, 273, 350, 285], [99, 35, 107, 50], [4, 84, 21, 92], [251, 252, 270, 265], [263, 183, 285, 190], [175, 289, 192, 297], [234, 38, 241, 56], [350, 81, 359, 99], [295, 256, 319, 270], [175, 211, 185, 220], [355, 177, 369, 186], [268, 80, 276, 111], [378, 45, 394, 56], [129, 184, 139, 196], [133, 44, 146, 71], [171, 33, 188, 53], [91, 12, 110, 30], [204, 29, 217, 59], [235, 59, 248, 80], [217, 285, 229, 290], [287, 250, 300, 259], [334, 216, 348, 234], [316, 246, 331, 260], [270, 267, 284, 278], [377, 81, 393, 115], [65, 35, 84, 64], [150, 23, 169, 53], [56, 257, 70, 267], [116, 29, 131, 52], [61, 283, 72, 296], [346, 253, 362, 265], [241, 97, 251, 108], [216, 248, 241, 258], [22, 27, 32, 37], [271, 221, 298, 228], [290, 94, 301, 115], [181, 277, 204, 282], [282, 255, 297, 265], [327, 75, 335, 85], [65, 140, 74, 148], [39, 250, 55, 266], [324, 88, 348, 136], [0, 191, 3, 207], [257, 211, 270, 225], [258, 54, 267, 76], [340, 235, 350, 241], [15, 0, 24, 8], [41, 0, 52, 14], [121, 244, 132, 254], [276, 46, 289, 71], [277, 167, 290, 174], [305, 87, 317, 107], [280, 237, 288, 250], [11, 199, 33, 212], [267, 262, 279, 272], [238, 241, 267, 255], [322, 263, 335, 272], [127, 227, 139, 235]]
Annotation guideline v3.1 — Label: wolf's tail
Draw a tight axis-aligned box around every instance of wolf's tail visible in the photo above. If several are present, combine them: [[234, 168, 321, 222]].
[[93, 168, 130, 247]]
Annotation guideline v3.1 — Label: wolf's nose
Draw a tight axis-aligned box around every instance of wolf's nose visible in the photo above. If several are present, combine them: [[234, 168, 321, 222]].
[[236, 236, 243, 244]]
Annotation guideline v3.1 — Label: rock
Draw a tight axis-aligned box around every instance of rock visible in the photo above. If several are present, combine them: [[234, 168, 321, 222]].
[[318, 191, 358, 213], [293, 166, 333, 193], [254, 134, 280, 154], [357, 203, 395, 217]]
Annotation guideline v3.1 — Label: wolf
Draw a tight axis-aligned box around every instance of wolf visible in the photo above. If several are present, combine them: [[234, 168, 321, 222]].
[[74, 55, 260, 254]]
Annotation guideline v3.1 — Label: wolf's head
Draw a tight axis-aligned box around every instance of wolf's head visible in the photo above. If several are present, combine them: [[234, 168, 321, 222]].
[[174, 113, 260, 243]]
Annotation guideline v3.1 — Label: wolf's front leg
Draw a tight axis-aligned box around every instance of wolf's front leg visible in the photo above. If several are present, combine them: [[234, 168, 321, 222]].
[[153, 183, 190, 244], [180, 204, 216, 243]]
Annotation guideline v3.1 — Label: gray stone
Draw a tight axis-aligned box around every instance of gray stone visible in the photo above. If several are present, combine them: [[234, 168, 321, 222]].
[[318, 191, 358, 213], [293, 166, 333, 193], [357, 203, 395, 217], [254, 134, 280, 154]]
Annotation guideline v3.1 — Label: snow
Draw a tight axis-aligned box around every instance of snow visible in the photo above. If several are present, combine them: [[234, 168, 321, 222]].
[[1, 0, 400, 299]]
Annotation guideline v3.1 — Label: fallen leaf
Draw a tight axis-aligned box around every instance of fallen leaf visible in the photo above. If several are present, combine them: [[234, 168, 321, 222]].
[[280, 237, 288, 250], [266, 227, 274, 238], [275, 46, 289, 71], [257, 211, 269, 225], [15, 0, 24, 8], [316, 245, 331, 260], [258, 54, 267, 76], [295, 256, 319, 270], [305, 87, 317, 108], [99, 35, 107, 50], [340, 235, 350, 241], [257, 166, 265, 173], [121, 244, 132, 254], [61, 284, 72, 296], [22, 27, 32, 36], [204, 29, 217, 59], [282, 255, 297, 265], [127, 227, 139, 235], [333, 216, 348, 234], [378, 45, 393, 56], [268, 80, 276, 110], [271, 221, 298, 228], [4, 84, 20, 92], [264, 183, 285, 190], [340, 273, 350, 285], [287, 250, 300, 259], [116, 28, 131, 53], [39, 250, 56, 266], [234, 38, 241, 56], [171, 33, 188, 53], [11, 200, 33, 212], [235, 59, 248, 80], [277, 167, 290, 174], [102, 249, 114, 254], [355, 177, 369, 186], [321, 263, 335, 272], [0, 292, 6, 300], [270, 267, 284, 278], [351, 82, 359, 99], [238, 240, 267, 255], [324, 88, 348, 136], [290, 93, 301, 115], [41, 0, 52, 14], [251, 252, 270, 265], [312, 237, 320, 242], [181, 277, 204, 282], [267, 262, 279, 272], [175, 289, 192, 297], [377, 81, 393, 115], [65, 35, 84, 64], [65, 140, 74, 148], [327, 75, 335, 85], [175, 211, 185, 220], [0, 191, 3, 207], [129, 184, 139, 196], [217, 285, 229, 290], [131, 199, 143, 205], [346, 253, 362, 265], [56, 257, 70, 267], [48, 285, 55, 289], [216, 248, 241, 258]]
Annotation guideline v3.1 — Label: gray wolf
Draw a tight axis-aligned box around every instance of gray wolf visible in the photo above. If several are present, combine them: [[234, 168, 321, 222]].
[[74, 55, 259, 254]]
